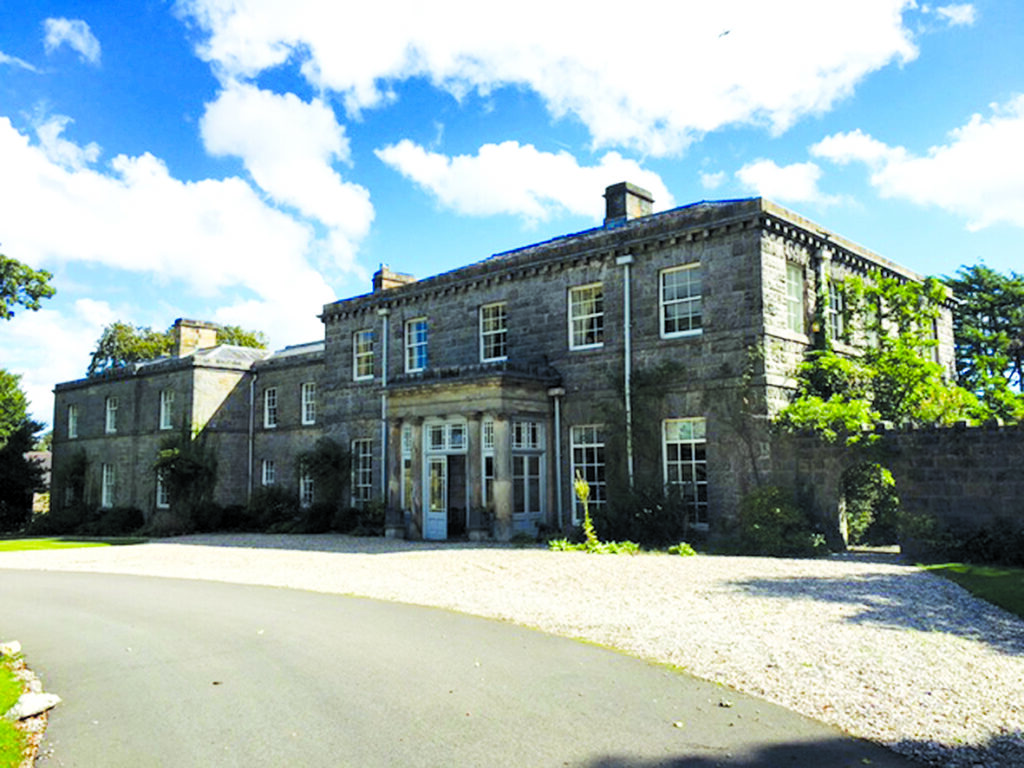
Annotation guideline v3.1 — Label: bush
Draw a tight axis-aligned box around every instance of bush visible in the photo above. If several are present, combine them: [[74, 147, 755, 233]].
[[738, 486, 828, 557], [842, 462, 899, 545], [903, 513, 1024, 565], [597, 485, 689, 548], [668, 541, 698, 556], [80, 506, 144, 536], [249, 486, 298, 530]]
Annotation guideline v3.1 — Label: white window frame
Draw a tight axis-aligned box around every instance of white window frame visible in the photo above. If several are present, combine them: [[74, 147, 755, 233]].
[[570, 425, 605, 525], [301, 382, 316, 425], [827, 278, 844, 341], [156, 472, 170, 509], [512, 420, 545, 518], [786, 262, 805, 335], [405, 318, 428, 373], [353, 329, 374, 381], [159, 389, 174, 431], [105, 396, 118, 434], [261, 459, 276, 487], [299, 467, 315, 508], [263, 387, 278, 429], [482, 419, 495, 509], [67, 404, 78, 440], [352, 438, 374, 507], [101, 463, 116, 508], [660, 264, 703, 338], [479, 302, 508, 362], [401, 426, 413, 511], [663, 418, 708, 529], [568, 283, 604, 350]]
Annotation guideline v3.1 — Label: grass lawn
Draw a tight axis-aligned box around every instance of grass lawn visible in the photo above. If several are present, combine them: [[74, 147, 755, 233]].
[[0, 657, 25, 768], [921, 562, 1024, 620], [0, 537, 147, 552]]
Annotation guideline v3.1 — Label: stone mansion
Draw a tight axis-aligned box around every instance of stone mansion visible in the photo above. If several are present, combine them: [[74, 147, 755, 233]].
[[50, 183, 954, 540]]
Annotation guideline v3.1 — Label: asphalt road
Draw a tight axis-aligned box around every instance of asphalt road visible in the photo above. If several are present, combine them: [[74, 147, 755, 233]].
[[0, 570, 917, 767]]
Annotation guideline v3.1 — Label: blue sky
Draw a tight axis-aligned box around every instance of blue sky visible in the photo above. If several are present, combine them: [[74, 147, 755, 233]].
[[1, 0, 1022, 425]]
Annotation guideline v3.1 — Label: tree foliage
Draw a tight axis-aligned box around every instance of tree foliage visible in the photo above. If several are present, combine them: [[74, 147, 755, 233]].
[[776, 272, 982, 443], [0, 369, 44, 531], [0, 252, 55, 321], [944, 264, 1024, 421], [87, 321, 268, 376]]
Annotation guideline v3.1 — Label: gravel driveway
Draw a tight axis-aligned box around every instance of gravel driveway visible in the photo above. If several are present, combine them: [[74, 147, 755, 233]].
[[2, 534, 1022, 767]]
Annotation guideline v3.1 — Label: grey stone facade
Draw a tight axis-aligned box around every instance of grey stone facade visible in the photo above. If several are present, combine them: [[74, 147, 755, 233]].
[[50, 185, 954, 540]]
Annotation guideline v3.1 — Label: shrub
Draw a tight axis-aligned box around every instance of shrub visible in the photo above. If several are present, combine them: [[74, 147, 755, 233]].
[[842, 462, 899, 545], [299, 502, 335, 534], [249, 486, 298, 530], [738, 485, 828, 557], [597, 485, 689, 548], [668, 541, 698, 557], [903, 513, 1024, 565], [80, 506, 144, 536]]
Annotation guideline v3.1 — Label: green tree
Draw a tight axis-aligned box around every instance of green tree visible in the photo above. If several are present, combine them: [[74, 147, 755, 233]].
[[0, 370, 44, 531], [776, 272, 981, 443], [0, 252, 55, 320], [944, 264, 1024, 421], [217, 325, 268, 349], [87, 321, 268, 376]]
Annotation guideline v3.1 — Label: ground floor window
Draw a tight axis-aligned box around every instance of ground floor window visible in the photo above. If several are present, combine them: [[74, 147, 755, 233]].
[[663, 418, 708, 527], [262, 459, 276, 486], [101, 463, 116, 508], [401, 426, 413, 511], [299, 467, 315, 508], [570, 425, 605, 524], [352, 438, 373, 507], [156, 473, 170, 509], [513, 454, 542, 515]]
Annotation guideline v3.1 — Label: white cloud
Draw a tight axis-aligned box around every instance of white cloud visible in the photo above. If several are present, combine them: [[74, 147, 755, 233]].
[[0, 299, 116, 425], [811, 96, 1024, 230], [200, 82, 373, 269], [176, 0, 923, 156], [35, 115, 101, 170], [935, 4, 976, 26], [43, 18, 101, 65], [0, 50, 39, 72], [735, 159, 837, 204], [375, 139, 673, 222], [700, 171, 727, 191], [0, 115, 341, 332]]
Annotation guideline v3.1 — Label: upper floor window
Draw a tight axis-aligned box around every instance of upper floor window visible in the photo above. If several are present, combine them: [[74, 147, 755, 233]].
[[352, 438, 374, 507], [661, 264, 702, 337], [67, 404, 78, 439], [406, 318, 428, 373], [105, 396, 119, 434], [263, 387, 278, 428], [353, 329, 374, 380], [159, 389, 174, 430], [786, 262, 805, 335], [301, 382, 316, 425], [569, 283, 604, 349], [826, 279, 845, 341], [480, 303, 508, 362]]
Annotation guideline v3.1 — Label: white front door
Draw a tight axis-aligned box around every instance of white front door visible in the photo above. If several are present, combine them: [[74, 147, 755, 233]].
[[424, 456, 448, 540]]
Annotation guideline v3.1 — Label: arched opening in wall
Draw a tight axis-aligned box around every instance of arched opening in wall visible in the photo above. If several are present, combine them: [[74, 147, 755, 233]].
[[840, 461, 900, 547]]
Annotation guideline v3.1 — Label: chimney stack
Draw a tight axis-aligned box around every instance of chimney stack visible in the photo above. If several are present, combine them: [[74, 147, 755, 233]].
[[372, 265, 416, 293], [173, 319, 219, 357], [604, 182, 654, 227]]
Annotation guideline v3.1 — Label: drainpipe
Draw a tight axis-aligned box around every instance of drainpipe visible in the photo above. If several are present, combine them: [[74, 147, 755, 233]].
[[247, 371, 257, 504], [378, 307, 390, 500], [548, 386, 565, 530], [616, 253, 635, 487]]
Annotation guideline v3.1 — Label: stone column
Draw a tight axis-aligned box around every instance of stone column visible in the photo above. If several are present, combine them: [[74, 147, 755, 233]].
[[466, 412, 485, 539], [492, 414, 512, 541], [408, 417, 424, 539], [385, 418, 404, 538]]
